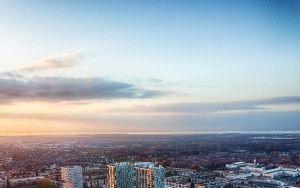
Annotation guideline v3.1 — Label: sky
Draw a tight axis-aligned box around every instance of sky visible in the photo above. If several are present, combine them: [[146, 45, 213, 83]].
[[0, 0, 299, 134]]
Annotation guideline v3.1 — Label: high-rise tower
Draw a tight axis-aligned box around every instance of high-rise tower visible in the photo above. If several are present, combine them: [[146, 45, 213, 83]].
[[107, 162, 134, 188], [135, 162, 165, 188], [61, 166, 83, 188], [107, 162, 164, 188]]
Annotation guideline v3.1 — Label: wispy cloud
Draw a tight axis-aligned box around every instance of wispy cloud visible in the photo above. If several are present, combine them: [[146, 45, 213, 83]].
[[148, 78, 163, 83], [109, 96, 300, 114], [20, 53, 82, 72], [0, 75, 164, 104]]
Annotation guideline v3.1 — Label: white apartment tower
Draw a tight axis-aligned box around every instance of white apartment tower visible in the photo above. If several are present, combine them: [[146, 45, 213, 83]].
[[61, 166, 83, 188]]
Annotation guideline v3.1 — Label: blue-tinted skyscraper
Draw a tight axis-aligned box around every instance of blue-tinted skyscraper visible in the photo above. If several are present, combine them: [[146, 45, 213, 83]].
[[107, 162, 165, 188], [153, 166, 165, 188], [107, 162, 134, 188], [135, 162, 165, 188]]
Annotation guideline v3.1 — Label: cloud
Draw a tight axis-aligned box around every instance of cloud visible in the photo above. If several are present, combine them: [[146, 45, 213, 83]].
[[110, 96, 300, 114], [0, 72, 24, 79], [148, 78, 163, 83], [20, 53, 81, 72], [0, 75, 164, 103], [0, 53, 165, 104]]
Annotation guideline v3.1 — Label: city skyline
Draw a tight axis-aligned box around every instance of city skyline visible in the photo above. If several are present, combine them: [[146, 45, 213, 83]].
[[0, 0, 299, 134]]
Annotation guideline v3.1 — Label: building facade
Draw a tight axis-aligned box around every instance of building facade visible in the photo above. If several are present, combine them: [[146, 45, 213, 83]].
[[107, 162, 165, 188], [107, 162, 134, 188], [135, 162, 165, 188], [61, 166, 83, 188], [107, 165, 116, 188]]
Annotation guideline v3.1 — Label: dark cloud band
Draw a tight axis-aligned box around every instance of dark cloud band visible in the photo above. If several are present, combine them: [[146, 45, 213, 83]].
[[111, 96, 300, 113], [0, 75, 164, 103]]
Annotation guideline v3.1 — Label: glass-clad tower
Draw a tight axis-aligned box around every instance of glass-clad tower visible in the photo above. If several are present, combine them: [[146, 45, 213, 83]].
[[135, 162, 164, 188], [107, 162, 164, 188], [107, 162, 134, 188], [116, 162, 134, 188], [153, 166, 165, 188]]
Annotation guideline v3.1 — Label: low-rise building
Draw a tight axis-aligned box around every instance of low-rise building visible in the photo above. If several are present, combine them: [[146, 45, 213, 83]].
[[165, 176, 191, 188], [263, 167, 300, 178], [8, 176, 46, 187]]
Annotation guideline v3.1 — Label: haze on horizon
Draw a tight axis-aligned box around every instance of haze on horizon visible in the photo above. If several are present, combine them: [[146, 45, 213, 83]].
[[0, 0, 299, 134]]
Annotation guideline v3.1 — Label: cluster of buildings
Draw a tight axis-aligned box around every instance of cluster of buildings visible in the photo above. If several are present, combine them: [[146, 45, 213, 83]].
[[61, 162, 165, 188], [0, 159, 300, 188], [1, 159, 300, 188], [224, 160, 300, 187], [225, 160, 300, 179], [107, 162, 165, 188], [165, 176, 191, 188], [1, 134, 299, 188]]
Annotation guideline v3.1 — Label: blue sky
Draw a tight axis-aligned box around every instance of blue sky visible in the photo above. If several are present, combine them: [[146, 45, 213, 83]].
[[0, 0, 299, 133]]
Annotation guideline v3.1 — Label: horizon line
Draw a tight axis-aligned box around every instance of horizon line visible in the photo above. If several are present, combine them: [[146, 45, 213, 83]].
[[1, 130, 300, 137]]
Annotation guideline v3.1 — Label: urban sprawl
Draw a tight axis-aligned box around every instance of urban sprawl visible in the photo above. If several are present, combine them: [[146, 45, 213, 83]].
[[0, 134, 299, 188]]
